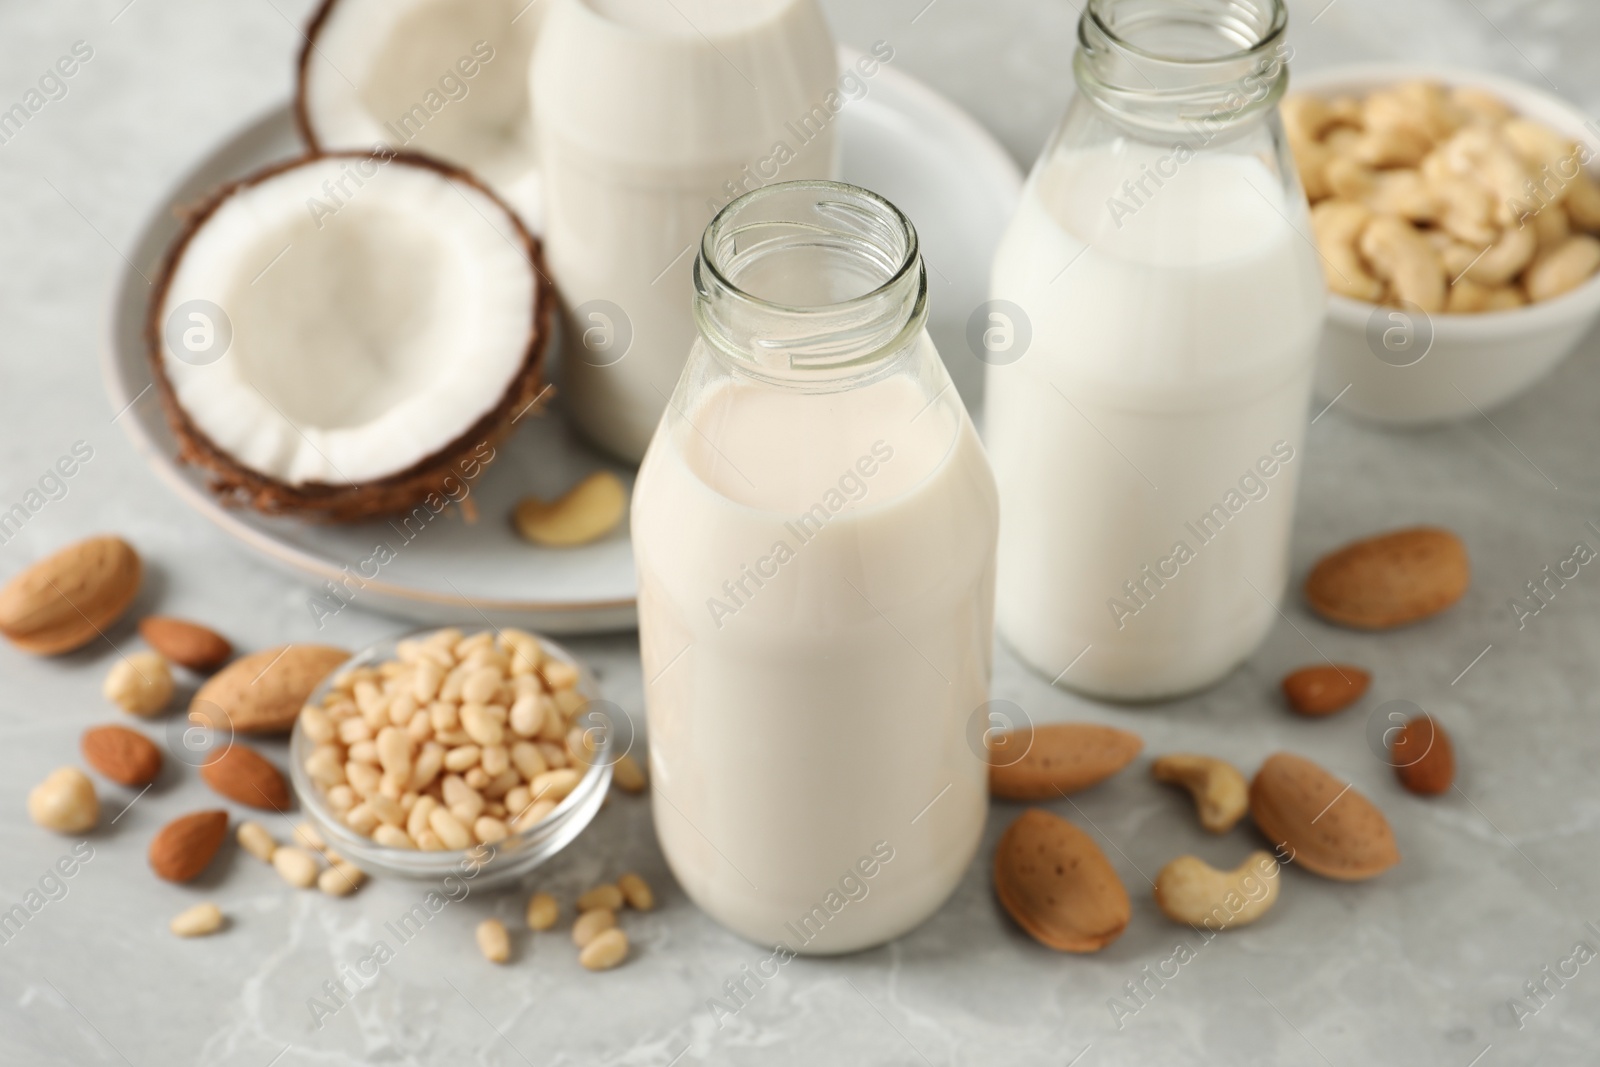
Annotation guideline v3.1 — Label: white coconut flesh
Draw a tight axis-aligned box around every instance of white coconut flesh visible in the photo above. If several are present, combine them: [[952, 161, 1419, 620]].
[[161, 157, 535, 487], [301, 0, 543, 225]]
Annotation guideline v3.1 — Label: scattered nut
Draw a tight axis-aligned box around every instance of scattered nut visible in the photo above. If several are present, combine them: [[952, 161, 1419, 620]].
[[169, 903, 225, 938], [237, 821, 278, 863], [1154, 852, 1281, 930], [1281, 664, 1371, 716], [0, 535, 141, 655], [80, 724, 162, 787], [1393, 714, 1455, 795], [201, 744, 290, 812], [577, 883, 624, 912], [526, 892, 559, 931], [1249, 753, 1400, 881], [319, 862, 366, 897], [579, 927, 629, 971], [103, 651, 175, 717], [476, 918, 511, 963], [572, 907, 616, 948], [618, 872, 654, 911], [992, 808, 1129, 953], [272, 846, 319, 888], [1305, 527, 1469, 630], [139, 616, 232, 672], [27, 767, 99, 834], [612, 753, 647, 794], [512, 471, 628, 548], [1151, 754, 1249, 833], [987, 722, 1143, 800], [149, 810, 229, 883]]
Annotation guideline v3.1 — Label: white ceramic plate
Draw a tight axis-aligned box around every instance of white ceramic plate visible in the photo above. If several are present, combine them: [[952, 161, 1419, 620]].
[[103, 48, 1023, 633]]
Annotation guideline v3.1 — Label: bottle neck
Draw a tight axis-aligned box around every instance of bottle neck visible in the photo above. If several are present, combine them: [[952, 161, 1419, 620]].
[[1073, 0, 1290, 138], [693, 180, 928, 388]]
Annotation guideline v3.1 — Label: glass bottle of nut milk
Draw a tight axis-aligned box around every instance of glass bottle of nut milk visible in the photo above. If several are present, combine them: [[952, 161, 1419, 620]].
[[533, 0, 840, 463], [632, 180, 999, 953], [985, 0, 1326, 700]]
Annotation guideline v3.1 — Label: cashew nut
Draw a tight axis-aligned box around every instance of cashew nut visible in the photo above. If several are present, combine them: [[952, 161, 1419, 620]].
[[1451, 85, 1514, 125], [1151, 754, 1249, 834], [1563, 171, 1600, 231], [1463, 223, 1538, 286], [1360, 215, 1447, 311], [1525, 235, 1600, 302], [1352, 124, 1431, 169], [1310, 200, 1384, 302], [1530, 203, 1571, 250], [1154, 852, 1281, 930], [1484, 285, 1527, 311], [1365, 169, 1437, 222]]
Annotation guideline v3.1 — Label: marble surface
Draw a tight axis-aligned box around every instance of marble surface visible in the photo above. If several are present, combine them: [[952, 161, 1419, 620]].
[[3, 0, 1600, 1064]]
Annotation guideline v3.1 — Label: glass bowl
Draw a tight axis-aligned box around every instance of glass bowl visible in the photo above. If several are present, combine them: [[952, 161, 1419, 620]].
[[288, 626, 614, 890]]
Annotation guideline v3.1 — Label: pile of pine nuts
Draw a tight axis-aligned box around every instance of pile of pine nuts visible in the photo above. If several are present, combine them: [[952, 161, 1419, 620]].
[[477, 874, 654, 970], [299, 628, 606, 850]]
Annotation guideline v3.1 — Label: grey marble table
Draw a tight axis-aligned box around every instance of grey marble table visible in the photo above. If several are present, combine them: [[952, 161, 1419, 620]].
[[2, 0, 1599, 1064]]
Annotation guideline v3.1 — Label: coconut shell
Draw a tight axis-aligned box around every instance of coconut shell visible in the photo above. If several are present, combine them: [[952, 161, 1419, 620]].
[[144, 151, 554, 522]]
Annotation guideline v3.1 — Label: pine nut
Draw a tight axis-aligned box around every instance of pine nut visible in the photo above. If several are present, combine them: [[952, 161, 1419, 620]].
[[345, 761, 380, 798], [237, 821, 277, 863], [407, 795, 439, 841], [428, 807, 472, 850], [480, 744, 510, 777], [461, 704, 504, 747], [476, 918, 511, 963], [344, 803, 380, 835], [375, 727, 412, 778], [531, 769, 580, 803], [463, 667, 505, 705], [325, 784, 356, 813], [509, 741, 547, 781], [293, 822, 326, 851], [513, 799, 556, 831], [464, 767, 492, 790], [338, 715, 372, 745], [579, 927, 628, 971], [444, 744, 481, 772], [300, 705, 335, 744], [372, 824, 414, 849], [347, 740, 378, 764], [319, 862, 366, 897], [572, 907, 616, 948], [613, 754, 647, 794], [170, 903, 225, 938], [577, 884, 624, 912], [618, 873, 654, 911], [474, 816, 510, 844], [305, 746, 346, 787], [273, 847, 319, 888], [409, 741, 445, 791], [509, 695, 543, 738], [368, 794, 406, 827], [542, 659, 579, 691], [526, 892, 559, 931]]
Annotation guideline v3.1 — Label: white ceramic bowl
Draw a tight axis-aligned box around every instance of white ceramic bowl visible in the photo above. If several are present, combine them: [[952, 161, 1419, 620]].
[[1297, 62, 1600, 424], [288, 628, 617, 890]]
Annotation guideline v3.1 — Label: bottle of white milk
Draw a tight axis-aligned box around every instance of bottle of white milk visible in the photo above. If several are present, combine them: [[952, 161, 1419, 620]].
[[632, 181, 999, 953], [533, 0, 840, 462], [985, 0, 1326, 701]]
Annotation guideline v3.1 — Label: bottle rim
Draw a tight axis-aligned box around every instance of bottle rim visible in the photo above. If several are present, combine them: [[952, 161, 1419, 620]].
[[693, 179, 930, 381]]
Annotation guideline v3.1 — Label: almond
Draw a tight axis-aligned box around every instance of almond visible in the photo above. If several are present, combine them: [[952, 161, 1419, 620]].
[[993, 808, 1129, 952], [1282, 664, 1371, 716], [189, 644, 348, 734], [201, 744, 290, 811], [1305, 526, 1469, 629], [149, 810, 229, 883], [80, 724, 163, 787], [1249, 752, 1400, 881], [139, 616, 231, 672], [989, 723, 1142, 801], [1393, 714, 1454, 796], [0, 535, 141, 654]]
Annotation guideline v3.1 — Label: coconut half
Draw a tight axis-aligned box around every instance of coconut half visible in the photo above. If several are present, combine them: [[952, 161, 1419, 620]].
[[147, 151, 552, 521], [295, 0, 544, 227]]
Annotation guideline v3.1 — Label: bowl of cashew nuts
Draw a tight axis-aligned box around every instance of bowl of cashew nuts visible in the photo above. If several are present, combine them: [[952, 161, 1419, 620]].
[[1288, 63, 1600, 424]]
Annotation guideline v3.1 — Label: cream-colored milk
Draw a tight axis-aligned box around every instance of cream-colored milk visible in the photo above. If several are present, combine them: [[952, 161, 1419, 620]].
[[986, 146, 1325, 700], [632, 357, 998, 953], [533, 0, 839, 462]]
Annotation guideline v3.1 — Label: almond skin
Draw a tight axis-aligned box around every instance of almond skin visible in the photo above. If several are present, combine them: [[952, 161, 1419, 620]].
[[139, 616, 231, 672], [1305, 526, 1469, 630], [189, 644, 348, 734], [80, 724, 163, 787], [149, 810, 229, 883], [1393, 714, 1455, 796], [1249, 752, 1399, 881], [1282, 664, 1371, 716], [0, 536, 141, 654], [201, 744, 290, 812], [993, 808, 1129, 952], [989, 723, 1143, 801]]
